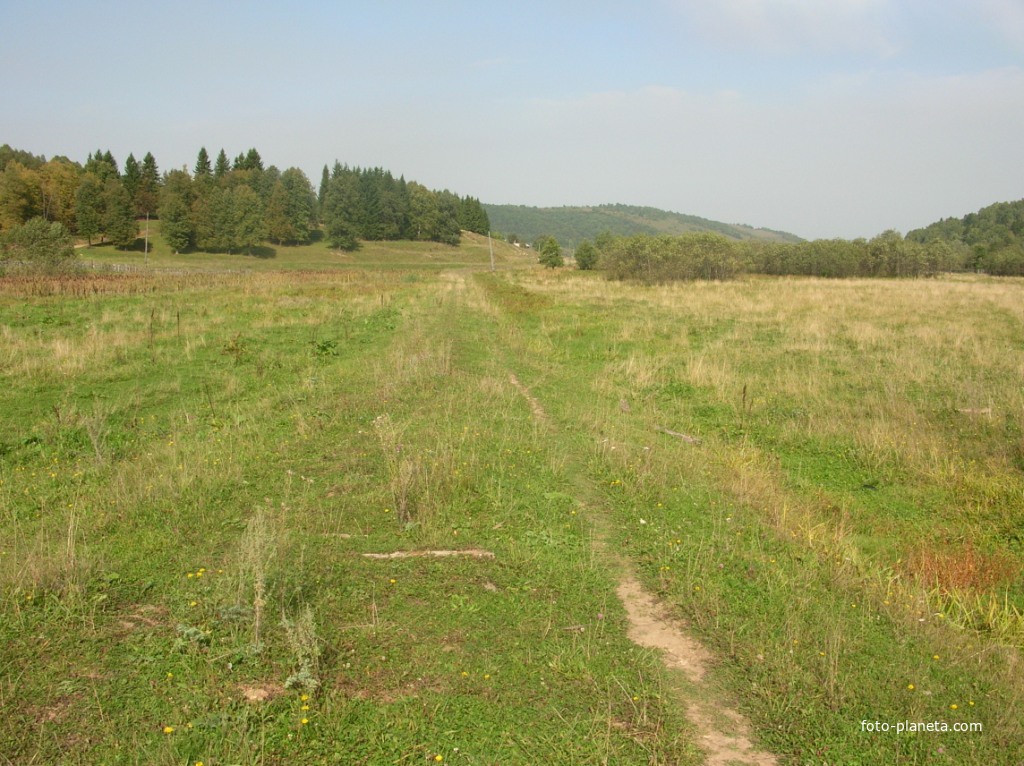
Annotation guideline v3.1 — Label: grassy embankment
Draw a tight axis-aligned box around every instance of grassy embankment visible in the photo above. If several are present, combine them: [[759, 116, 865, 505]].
[[1, 237, 1022, 764]]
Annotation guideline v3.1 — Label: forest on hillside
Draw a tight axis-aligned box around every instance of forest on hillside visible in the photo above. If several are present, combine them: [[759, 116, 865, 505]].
[[907, 199, 1024, 276], [484, 202, 802, 249], [0, 144, 489, 257]]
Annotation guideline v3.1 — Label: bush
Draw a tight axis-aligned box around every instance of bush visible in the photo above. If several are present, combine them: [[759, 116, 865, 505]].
[[538, 237, 563, 269], [0, 217, 77, 272], [574, 240, 598, 270]]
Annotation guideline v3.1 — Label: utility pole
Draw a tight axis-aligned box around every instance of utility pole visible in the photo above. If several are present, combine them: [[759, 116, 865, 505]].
[[488, 231, 495, 272], [144, 213, 150, 263]]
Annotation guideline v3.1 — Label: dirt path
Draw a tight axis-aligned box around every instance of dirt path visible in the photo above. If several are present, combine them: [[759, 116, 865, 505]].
[[508, 370, 778, 766]]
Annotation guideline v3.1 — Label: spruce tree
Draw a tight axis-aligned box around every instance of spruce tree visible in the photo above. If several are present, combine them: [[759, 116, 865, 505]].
[[243, 148, 263, 172], [137, 153, 160, 217], [158, 169, 193, 253], [122, 153, 141, 209], [214, 149, 230, 178], [103, 180, 138, 249], [318, 165, 329, 209], [195, 147, 212, 177], [538, 237, 563, 268], [323, 172, 361, 251]]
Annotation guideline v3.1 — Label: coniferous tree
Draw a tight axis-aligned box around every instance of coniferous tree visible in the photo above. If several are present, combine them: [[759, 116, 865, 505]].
[[458, 196, 490, 235], [137, 152, 160, 217], [158, 169, 193, 253], [243, 148, 263, 172], [85, 151, 118, 183], [435, 190, 462, 245], [323, 170, 361, 250], [103, 180, 138, 248], [538, 237, 563, 268], [318, 165, 329, 210], [102, 150, 119, 177], [194, 147, 212, 177], [122, 153, 141, 208], [214, 149, 231, 179]]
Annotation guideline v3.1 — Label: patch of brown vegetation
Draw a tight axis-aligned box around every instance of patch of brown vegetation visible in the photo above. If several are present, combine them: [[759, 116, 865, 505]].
[[239, 682, 286, 703], [905, 541, 1021, 593]]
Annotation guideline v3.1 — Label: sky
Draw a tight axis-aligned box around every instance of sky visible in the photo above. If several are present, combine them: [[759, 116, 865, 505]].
[[2, 0, 1023, 239]]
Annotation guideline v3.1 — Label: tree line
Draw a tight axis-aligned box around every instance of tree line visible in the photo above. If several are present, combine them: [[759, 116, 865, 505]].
[[0, 144, 489, 259], [570, 230, 976, 282], [907, 199, 1024, 276]]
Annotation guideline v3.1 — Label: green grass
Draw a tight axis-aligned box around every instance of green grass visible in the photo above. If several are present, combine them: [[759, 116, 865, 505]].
[[2, 250, 1023, 764], [76, 222, 530, 272]]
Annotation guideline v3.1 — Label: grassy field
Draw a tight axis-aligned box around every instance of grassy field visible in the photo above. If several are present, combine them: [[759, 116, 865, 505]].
[[1, 239, 1023, 764], [76, 222, 518, 272]]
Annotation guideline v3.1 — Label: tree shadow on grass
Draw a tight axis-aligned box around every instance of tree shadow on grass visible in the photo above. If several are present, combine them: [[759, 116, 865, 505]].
[[243, 245, 276, 259]]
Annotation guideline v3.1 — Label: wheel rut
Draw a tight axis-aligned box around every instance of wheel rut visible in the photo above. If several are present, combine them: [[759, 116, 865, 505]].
[[509, 371, 778, 766]]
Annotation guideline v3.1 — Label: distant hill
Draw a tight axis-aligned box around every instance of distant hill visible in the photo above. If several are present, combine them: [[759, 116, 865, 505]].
[[907, 198, 1024, 275], [482, 203, 802, 248]]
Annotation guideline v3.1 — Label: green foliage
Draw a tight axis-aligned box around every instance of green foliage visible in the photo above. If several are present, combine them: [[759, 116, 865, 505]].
[[486, 202, 802, 249], [602, 230, 967, 282], [121, 153, 141, 205], [573, 240, 598, 270], [0, 216, 76, 270], [538, 237, 563, 268], [229, 185, 266, 254], [0, 143, 46, 172], [213, 148, 231, 179], [458, 195, 490, 235], [158, 169, 194, 253], [908, 198, 1024, 275], [602, 232, 739, 282], [0, 161, 43, 231], [137, 152, 160, 217], [0, 144, 479, 256], [38, 159, 79, 230], [73, 173, 103, 245], [84, 150, 118, 182], [102, 180, 138, 249]]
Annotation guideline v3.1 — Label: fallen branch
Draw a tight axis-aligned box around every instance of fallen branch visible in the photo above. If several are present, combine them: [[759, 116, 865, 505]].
[[655, 426, 702, 445], [361, 549, 495, 560]]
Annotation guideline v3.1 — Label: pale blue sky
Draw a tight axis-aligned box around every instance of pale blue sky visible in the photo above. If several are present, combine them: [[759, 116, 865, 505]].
[[3, 0, 1023, 238]]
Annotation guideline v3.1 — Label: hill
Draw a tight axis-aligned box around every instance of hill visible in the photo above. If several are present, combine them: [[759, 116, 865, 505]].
[[907, 198, 1024, 275], [483, 202, 802, 248]]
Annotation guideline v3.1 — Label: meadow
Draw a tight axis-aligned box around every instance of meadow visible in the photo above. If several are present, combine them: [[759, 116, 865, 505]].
[[1, 237, 1022, 765]]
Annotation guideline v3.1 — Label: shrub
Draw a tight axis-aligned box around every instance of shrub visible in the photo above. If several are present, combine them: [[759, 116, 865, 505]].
[[0, 217, 77, 272], [574, 240, 598, 270]]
